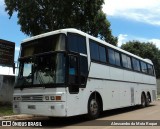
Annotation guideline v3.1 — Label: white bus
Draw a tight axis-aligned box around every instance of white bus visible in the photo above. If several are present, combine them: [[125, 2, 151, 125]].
[[13, 28, 157, 119]]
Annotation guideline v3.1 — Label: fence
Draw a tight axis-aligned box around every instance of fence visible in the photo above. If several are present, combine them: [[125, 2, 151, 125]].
[[0, 75, 15, 105]]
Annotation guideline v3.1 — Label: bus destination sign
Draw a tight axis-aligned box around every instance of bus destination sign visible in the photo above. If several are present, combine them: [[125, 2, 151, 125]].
[[0, 39, 15, 67]]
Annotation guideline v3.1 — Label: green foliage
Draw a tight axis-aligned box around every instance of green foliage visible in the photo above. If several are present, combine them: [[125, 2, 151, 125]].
[[0, 105, 14, 116], [4, 0, 117, 45], [121, 41, 160, 78]]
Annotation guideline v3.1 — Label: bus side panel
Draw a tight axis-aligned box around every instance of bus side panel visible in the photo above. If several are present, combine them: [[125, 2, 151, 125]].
[[89, 62, 110, 79], [66, 62, 157, 117], [123, 70, 135, 82], [87, 63, 157, 112]]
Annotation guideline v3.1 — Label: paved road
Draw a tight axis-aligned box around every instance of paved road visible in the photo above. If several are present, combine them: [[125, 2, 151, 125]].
[[1, 101, 160, 129]]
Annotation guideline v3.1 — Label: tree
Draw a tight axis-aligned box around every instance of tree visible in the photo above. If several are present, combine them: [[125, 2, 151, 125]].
[[121, 41, 160, 78], [4, 0, 117, 45]]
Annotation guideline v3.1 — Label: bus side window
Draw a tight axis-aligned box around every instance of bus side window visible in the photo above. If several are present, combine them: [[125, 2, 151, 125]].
[[108, 49, 121, 66], [89, 40, 99, 61], [141, 61, 147, 73], [108, 49, 115, 65], [132, 58, 141, 71], [147, 64, 154, 75], [68, 33, 87, 54], [122, 54, 132, 69]]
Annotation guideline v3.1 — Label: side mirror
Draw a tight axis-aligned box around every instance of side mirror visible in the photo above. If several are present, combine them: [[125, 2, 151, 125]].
[[13, 63, 15, 74]]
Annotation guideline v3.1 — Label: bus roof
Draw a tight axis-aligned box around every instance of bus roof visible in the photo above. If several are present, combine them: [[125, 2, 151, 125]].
[[22, 28, 88, 43], [21, 28, 153, 65]]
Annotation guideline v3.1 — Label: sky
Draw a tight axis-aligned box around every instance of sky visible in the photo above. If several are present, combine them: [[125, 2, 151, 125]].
[[103, 0, 160, 47], [0, 0, 160, 75]]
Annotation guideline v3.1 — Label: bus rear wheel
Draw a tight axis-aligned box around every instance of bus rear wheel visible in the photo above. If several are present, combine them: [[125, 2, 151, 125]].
[[141, 93, 146, 108], [87, 96, 100, 119], [145, 93, 151, 107]]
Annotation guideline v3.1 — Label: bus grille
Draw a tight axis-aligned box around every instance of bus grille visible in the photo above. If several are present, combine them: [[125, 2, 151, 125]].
[[21, 95, 43, 102]]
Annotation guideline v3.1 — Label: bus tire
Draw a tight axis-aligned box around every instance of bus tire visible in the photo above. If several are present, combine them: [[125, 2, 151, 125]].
[[141, 93, 146, 108], [145, 93, 150, 107], [87, 95, 100, 119], [147, 92, 151, 103]]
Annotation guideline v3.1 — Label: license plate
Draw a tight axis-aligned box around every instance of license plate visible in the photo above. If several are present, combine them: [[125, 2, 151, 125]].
[[28, 105, 36, 109]]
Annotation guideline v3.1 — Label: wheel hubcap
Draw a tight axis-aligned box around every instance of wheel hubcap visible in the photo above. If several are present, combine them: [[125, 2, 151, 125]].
[[90, 99, 98, 115]]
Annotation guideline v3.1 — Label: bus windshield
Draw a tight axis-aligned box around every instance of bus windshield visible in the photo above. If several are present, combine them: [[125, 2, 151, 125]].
[[15, 53, 66, 88], [21, 34, 66, 57]]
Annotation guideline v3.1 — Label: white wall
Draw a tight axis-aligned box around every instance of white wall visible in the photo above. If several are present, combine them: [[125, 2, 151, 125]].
[[0, 66, 15, 75]]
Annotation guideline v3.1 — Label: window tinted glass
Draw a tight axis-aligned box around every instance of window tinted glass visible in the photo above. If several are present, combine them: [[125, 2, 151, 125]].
[[80, 56, 88, 85], [20, 53, 66, 85], [141, 62, 147, 73], [132, 58, 140, 71], [89, 40, 99, 61], [147, 64, 154, 75], [78, 36, 86, 54], [69, 56, 78, 76], [108, 49, 121, 66], [122, 54, 132, 69], [68, 33, 86, 54], [122, 54, 127, 68], [115, 51, 121, 66], [108, 49, 115, 65], [99, 46, 106, 62], [127, 56, 132, 69], [22, 34, 66, 57], [69, 56, 79, 84], [68, 34, 78, 52]]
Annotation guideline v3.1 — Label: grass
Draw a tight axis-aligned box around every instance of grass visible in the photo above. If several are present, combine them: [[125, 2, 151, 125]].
[[0, 105, 14, 116], [157, 94, 160, 98]]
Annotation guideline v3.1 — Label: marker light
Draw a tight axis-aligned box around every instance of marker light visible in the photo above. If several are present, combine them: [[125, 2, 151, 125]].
[[43, 95, 62, 101], [56, 96, 61, 101]]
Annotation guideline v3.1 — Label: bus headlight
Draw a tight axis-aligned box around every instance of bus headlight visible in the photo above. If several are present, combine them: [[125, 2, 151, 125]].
[[50, 96, 55, 100], [43, 95, 62, 101], [45, 96, 49, 100], [13, 96, 22, 101]]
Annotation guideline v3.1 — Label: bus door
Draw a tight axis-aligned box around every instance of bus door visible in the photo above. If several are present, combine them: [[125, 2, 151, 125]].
[[68, 54, 88, 94], [68, 54, 80, 94], [67, 54, 88, 115]]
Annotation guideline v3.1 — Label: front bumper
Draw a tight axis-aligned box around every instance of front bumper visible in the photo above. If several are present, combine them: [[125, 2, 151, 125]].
[[13, 101, 66, 117]]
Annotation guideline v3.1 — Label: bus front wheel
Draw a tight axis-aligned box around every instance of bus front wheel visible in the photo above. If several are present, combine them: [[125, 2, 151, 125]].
[[87, 96, 100, 119]]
